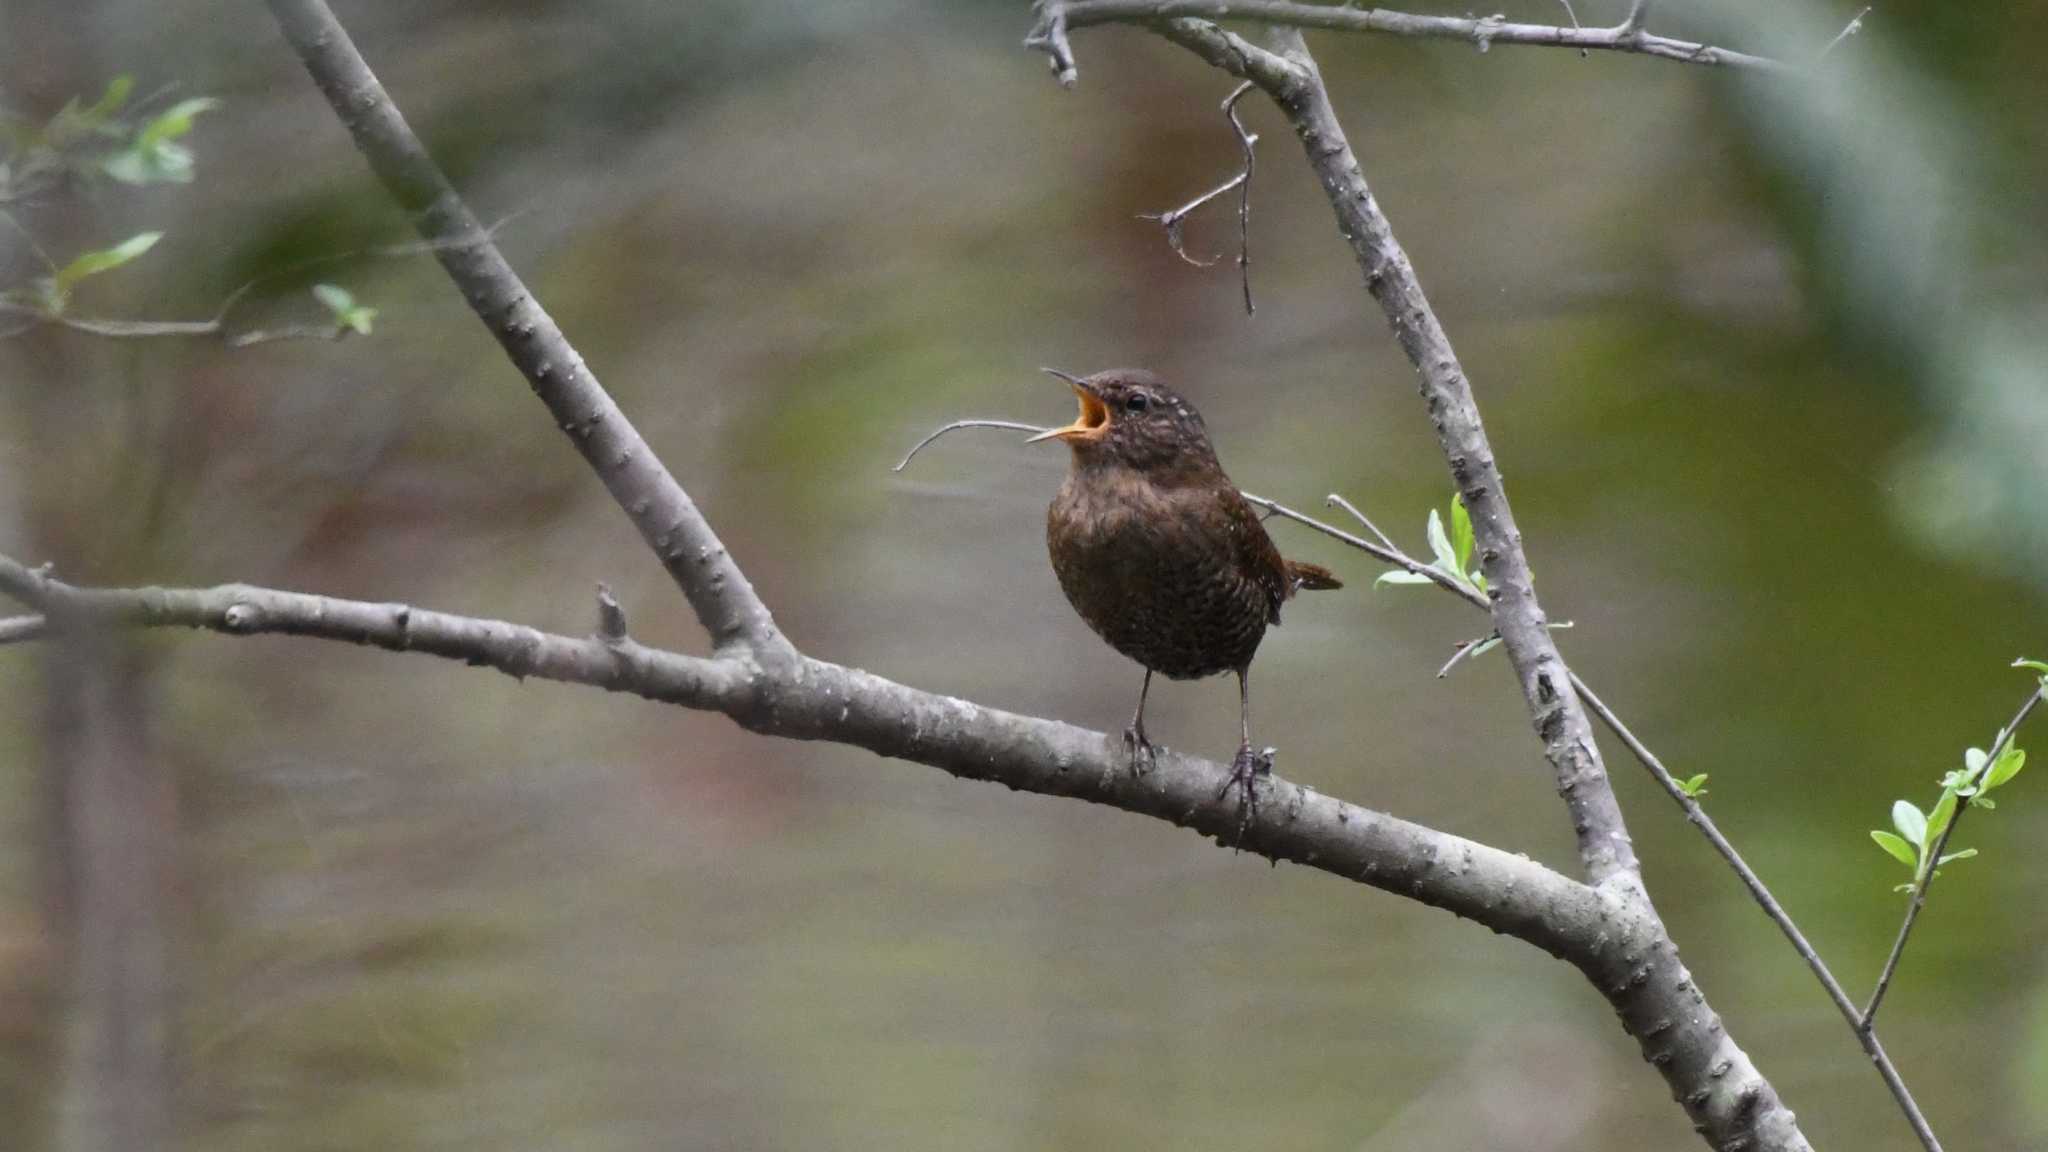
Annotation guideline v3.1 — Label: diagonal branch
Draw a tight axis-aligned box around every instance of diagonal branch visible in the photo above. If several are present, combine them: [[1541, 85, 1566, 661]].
[[1031, 1, 1790, 82], [263, 0, 785, 661], [1135, 18, 1812, 1152], [0, 551, 1613, 960]]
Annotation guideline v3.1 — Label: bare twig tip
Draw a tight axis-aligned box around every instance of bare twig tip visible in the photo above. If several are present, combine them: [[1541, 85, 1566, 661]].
[[596, 582, 629, 641]]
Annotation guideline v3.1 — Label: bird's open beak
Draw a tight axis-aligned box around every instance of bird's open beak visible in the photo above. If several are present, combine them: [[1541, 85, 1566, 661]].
[[1026, 368, 1110, 444]]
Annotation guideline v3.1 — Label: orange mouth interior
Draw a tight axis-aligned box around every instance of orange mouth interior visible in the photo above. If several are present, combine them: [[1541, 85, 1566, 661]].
[[1031, 385, 1110, 444]]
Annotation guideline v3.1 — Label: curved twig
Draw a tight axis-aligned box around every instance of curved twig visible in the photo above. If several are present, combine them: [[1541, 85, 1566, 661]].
[[892, 419, 1052, 472]]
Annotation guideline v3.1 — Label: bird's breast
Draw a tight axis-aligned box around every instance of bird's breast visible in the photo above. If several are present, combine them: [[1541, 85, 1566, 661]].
[[1046, 470, 1270, 680]]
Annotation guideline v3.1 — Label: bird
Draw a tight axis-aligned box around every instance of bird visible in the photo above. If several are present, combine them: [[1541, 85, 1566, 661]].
[[1030, 367, 1341, 831]]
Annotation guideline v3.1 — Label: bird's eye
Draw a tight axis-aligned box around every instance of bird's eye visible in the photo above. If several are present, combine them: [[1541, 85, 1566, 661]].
[[1125, 394, 1150, 413]]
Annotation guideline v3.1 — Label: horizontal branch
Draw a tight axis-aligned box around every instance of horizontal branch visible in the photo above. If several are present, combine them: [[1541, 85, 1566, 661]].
[[0, 552, 1623, 964], [1048, 0, 1788, 75]]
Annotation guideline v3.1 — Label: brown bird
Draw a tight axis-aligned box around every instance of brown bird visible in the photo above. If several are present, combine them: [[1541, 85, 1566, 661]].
[[1031, 367, 1341, 823]]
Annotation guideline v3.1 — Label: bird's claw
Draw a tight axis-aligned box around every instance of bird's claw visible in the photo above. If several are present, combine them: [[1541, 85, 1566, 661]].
[[1123, 725, 1156, 774], [1215, 745, 1275, 849], [1100, 725, 1157, 789]]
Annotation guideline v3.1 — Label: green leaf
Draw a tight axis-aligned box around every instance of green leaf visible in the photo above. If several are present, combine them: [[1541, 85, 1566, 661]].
[[1870, 830, 1918, 868], [1464, 636, 1503, 660], [1426, 508, 1459, 575], [1450, 493, 1475, 573], [80, 75, 134, 126], [2012, 658, 2048, 676], [99, 97, 218, 185], [42, 231, 161, 308], [1892, 799, 1927, 848], [1374, 569, 1436, 587], [1965, 747, 1989, 778], [340, 306, 376, 336], [1936, 848, 1978, 866], [311, 283, 355, 315], [136, 97, 220, 151], [1983, 746, 2025, 792], [1678, 773, 1709, 798], [1928, 788, 1958, 842]]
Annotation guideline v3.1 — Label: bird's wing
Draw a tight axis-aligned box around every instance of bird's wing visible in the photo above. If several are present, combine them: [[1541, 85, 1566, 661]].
[[1208, 484, 1293, 623]]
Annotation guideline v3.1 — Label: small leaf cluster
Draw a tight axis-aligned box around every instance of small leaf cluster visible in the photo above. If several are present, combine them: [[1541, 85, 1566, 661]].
[[2, 74, 375, 342], [1375, 493, 1488, 593], [1375, 493, 1570, 674], [312, 284, 378, 336], [1868, 659, 2040, 892], [1, 75, 220, 199]]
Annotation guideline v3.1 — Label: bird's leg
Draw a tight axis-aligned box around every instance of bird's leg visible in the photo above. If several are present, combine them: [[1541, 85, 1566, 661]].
[[1214, 668, 1273, 846], [1120, 668, 1157, 776]]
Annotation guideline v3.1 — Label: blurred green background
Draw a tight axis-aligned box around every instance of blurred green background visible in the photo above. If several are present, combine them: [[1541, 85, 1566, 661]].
[[1, 1, 2045, 1149]]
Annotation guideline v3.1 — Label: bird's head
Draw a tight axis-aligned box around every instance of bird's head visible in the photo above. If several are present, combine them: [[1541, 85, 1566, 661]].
[[1028, 367, 1220, 478]]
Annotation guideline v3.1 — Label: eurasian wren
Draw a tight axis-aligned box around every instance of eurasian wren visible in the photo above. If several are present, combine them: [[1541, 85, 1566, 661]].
[[1032, 368, 1341, 829]]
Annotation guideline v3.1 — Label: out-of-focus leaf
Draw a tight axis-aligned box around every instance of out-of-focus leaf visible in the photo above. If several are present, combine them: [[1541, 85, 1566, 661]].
[[137, 97, 219, 149], [101, 96, 218, 185], [81, 75, 135, 126], [40, 231, 162, 310], [1374, 569, 1436, 587]]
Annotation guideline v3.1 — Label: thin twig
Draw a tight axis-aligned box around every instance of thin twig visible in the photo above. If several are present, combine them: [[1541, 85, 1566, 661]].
[[1863, 683, 2044, 1029], [1225, 81, 1256, 315], [1325, 493, 1403, 558], [595, 582, 629, 642], [892, 419, 1052, 472], [0, 215, 521, 345], [1437, 634, 1495, 678], [0, 615, 44, 645], [1040, 1, 1792, 76], [1571, 673, 1946, 1152], [1814, 6, 1872, 66], [1622, 0, 1651, 34], [1142, 80, 1259, 313], [1256, 482, 1938, 1149]]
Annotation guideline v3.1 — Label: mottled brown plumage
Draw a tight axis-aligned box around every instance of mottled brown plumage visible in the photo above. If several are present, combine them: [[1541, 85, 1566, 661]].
[[1031, 368, 1340, 823]]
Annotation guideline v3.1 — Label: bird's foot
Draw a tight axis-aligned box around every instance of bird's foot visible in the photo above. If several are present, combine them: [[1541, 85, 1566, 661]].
[[1123, 724, 1157, 775], [1100, 725, 1157, 789], [1214, 744, 1275, 849]]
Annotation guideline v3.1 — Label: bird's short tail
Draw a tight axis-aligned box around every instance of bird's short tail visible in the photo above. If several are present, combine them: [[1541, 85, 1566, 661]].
[[1287, 560, 1343, 592]]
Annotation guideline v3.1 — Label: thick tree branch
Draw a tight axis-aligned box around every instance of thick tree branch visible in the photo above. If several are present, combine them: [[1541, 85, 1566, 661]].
[[1034, 1, 1789, 80], [263, 0, 785, 661], [0, 552, 1622, 961], [1135, 20, 1811, 1152]]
